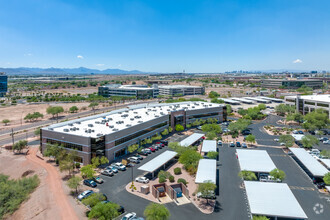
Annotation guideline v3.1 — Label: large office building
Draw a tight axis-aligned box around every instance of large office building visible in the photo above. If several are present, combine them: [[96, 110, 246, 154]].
[[0, 72, 8, 97], [41, 101, 226, 164], [285, 94, 330, 118], [98, 84, 159, 99], [158, 85, 205, 96], [261, 79, 323, 89]]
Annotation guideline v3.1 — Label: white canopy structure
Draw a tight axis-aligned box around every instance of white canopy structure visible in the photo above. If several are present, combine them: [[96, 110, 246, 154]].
[[195, 159, 217, 184], [244, 181, 307, 219], [138, 151, 177, 173], [290, 148, 328, 177], [320, 159, 330, 169], [291, 134, 305, 141], [236, 149, 276, 173], [201, 140, 217, 153], [179, 133, 204, 147]]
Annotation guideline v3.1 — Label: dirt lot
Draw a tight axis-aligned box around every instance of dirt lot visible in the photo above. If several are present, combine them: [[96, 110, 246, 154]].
[[0, 102, 91, 130], [0, 146, 87, 220]]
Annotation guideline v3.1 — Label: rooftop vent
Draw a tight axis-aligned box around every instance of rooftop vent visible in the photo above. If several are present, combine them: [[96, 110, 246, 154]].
[[49, 128, 53, 131], [113, 128, 119, 131], [68, 123, 73, 126], [88, 124, 93, 127], [130, 118, 134, 121], [76, 122, 81, 124], [138, 120, 143, 123], [126, 124, 131, 127], [96, 133, 103, 136], [63, 129, 69, 132]]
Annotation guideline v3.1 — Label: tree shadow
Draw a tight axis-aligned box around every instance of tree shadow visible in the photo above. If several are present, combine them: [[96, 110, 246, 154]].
[[213, 201, 223, 213]]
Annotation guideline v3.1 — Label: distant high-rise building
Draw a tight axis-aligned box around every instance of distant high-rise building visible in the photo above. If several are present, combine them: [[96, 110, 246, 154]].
[[0, 72, 8, 97]]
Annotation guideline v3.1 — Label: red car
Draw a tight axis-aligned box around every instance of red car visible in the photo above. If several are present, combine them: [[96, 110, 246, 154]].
[[148, 147, 156, 152], [155, 142, 165, 147]]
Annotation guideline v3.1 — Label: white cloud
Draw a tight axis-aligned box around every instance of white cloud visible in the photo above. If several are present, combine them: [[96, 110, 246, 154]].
[[96, 64, 104, 67], [118, 64, 122, 67], [24, 53, 33, 56], [293, 59, 302, 63], [77, 55, 84, 59]]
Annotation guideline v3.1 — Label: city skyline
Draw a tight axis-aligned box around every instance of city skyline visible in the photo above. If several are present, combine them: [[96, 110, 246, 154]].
[[1, 0, 330, 72]]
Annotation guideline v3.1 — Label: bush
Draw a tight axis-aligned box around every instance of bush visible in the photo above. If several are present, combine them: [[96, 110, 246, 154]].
[[177, 178, 187, 186], [75, 163, 81, 169], [159, 176, 166, 183], [169, 176, 175, 183], [174, 167, 182, 175]]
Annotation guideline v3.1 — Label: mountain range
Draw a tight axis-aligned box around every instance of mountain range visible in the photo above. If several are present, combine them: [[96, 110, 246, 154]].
[[0, 67, 146, 75]]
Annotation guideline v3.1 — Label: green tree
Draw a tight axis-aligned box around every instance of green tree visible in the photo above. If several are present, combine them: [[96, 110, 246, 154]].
[[245, 134, 256, 147], [323, 172, 330, 185], [202, 123, 222, 134], [82, 193, 106, 208], [226, 104, 232, 114], [320, 150, 330, 158], [197, 180, 217, 204], [279, 135, 294, 148], [89, 102, 99, 114], [206, 132, 217, 140], [59, 158, 74, 176], [88, 202, 120, 220], [228, 119, 251, 134], [12, 140, 28, 153], [67, 176, 82, 194], [2, 119, 10, 126], [286, 112, 303, 124], [252, 216, 270, 220], [46, 106, 64, 122], [269, 168, 286, 181], [128, 144, 139, 153], [168, 126, 173, 133], [34, 128, 41, 136], [238, 170, 257, 181], [161, 128, 169, 136], [301, 135, 319, 149], [207, 151, 218, 159], [69, 106, 79, 113], [144, 203, 170, 220], [303, 109, 330, 131], [100, 156, 109, 166], [81, 164, 96, 179], [91, 157, 101, 168], [208, 91, 220, 98], [175, 124, 184, 132], [258, 104, 267, 110], [179, 149, 202, 173]]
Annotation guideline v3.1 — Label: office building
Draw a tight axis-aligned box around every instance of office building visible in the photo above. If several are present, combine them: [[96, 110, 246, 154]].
[[41, 102, 226, 164], [0, 72, 8, 97], [285, 94, 330, 118], [261, 79, 323, 89], [98, 84, 159, 99], [158, 85, 205, 96]]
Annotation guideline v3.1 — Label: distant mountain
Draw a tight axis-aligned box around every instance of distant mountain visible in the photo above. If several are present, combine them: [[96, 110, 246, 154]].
[[0, 67, 146, 75]]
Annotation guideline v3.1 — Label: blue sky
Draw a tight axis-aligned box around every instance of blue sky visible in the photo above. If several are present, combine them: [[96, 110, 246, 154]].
[[1, 0, 330, 72]]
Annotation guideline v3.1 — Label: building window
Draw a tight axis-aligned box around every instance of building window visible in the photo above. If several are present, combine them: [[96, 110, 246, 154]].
[[317, 103, 329, 107], [188, 112, 219, 119], [46, 139, 83, 151]]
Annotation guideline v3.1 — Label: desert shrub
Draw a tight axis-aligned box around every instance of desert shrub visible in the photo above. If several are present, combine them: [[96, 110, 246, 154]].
[[177, 178, 187, 186], [174, 167, 182, 175], [169, 176, 175, 183], [159, 176, 166, 183]]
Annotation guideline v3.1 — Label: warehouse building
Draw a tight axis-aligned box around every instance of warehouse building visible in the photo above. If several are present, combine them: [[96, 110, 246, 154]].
[[261, 79, 323, 89], [41, 102, 226, 165], [285, 94, 330, 118], [98, 84, 159, 99], [158, 85, 205, 96]]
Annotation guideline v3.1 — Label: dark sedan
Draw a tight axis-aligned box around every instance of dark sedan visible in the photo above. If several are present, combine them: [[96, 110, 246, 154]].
[[83, 179, 97, 188]]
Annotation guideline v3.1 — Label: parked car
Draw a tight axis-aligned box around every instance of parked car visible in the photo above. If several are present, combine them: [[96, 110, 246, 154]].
[[218, 140, 222, 146], [138, 150, 148, 156], [83, 179, 97, 188], [316, 182, 326, 189], [148, 147, 156, 152], [78, 190, 94, 201], [274, 138, 279, 142], [160, 140, 168, 146], [242, 129, 251, 135], [259, 174, 281, 183], [126, 163, 135, 167], [101, 169, 114, 176], [236, 142, 241, 147], [112, 162, 126, 171], [298, 130, 304, 134], [134, 154, 143, 160], [106, 166, 118, 173], [102, 201, 125, 214], [292, 130, 299, 134], [318, 137, 328, 141], [128, 157, 140, 164], [323, 140, 330, 144], [122, 212, 137, 220], [309, 130, 316, 135], [153, 145, 160, 150], [242, 143, 247, 148], [144, 148, 152, 154], [197, 126, 202, 130], [135, 176, 149, 183], [93, 176, 104, 184], [222, 122, 229, 126], [196, 190, 216, 199], [229, 142, 235, 147], [280, 142, 285, 146]]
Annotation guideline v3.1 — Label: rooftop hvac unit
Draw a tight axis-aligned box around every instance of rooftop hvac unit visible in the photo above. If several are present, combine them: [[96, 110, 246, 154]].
[[68, 123, 73, 126], [155, 115, 159, 117], [126, 124, 131, 127], [113, 128, 118, 131], [88, 124, 93, 127], [49, 128, 53, 131], [96, 133, 102, 136], [130, 118, 134, 121], [138, 121, 143, 123], [109, 125, 114, 128], [76, 128, 80, 130], [76, 122, 81, 124], [63, 129, 69, 132], [95, 121, 100, 124]]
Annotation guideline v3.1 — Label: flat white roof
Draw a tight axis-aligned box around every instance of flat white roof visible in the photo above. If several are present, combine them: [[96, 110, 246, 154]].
[[236, 149, 276, 173], [158, 85, 203, 89], [195, 159, 217, 184], [180, 133, 204, 147], [244, 181, 307, 219], [290, 148, 329, 177], [258, 96, 283, 102], [285, 94, 330, 103], [326, 186, 330, 192], [201, 140, 217, 153], [138, 150, 177, 173], [46, 102, 221, 138], [231, 97, 254, 104], [292, 134, 305, 141], [320, 159, 330, 169], [244, 97, 271, 103], [219, 98, 240, 104]]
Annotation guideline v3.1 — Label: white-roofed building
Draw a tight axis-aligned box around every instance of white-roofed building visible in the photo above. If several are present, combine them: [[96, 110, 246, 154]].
[[195, 159, 217, 184], [201, 140, 217, 153], [244, 181, 307, 219], [290, 148, 329, 177], [236, 149, 276, 174]]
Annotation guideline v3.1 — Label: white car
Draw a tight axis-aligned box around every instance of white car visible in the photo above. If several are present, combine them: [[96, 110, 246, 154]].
[[135, 176, 149, 183], [122, 212, 136, 220], [112, 162, 126, 171], [279, 142, 285, 146], [323, 140, 330, 144], [274, 138, 279, 142], [77, 190, 94, 201], [218, 140, 222, 146]]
